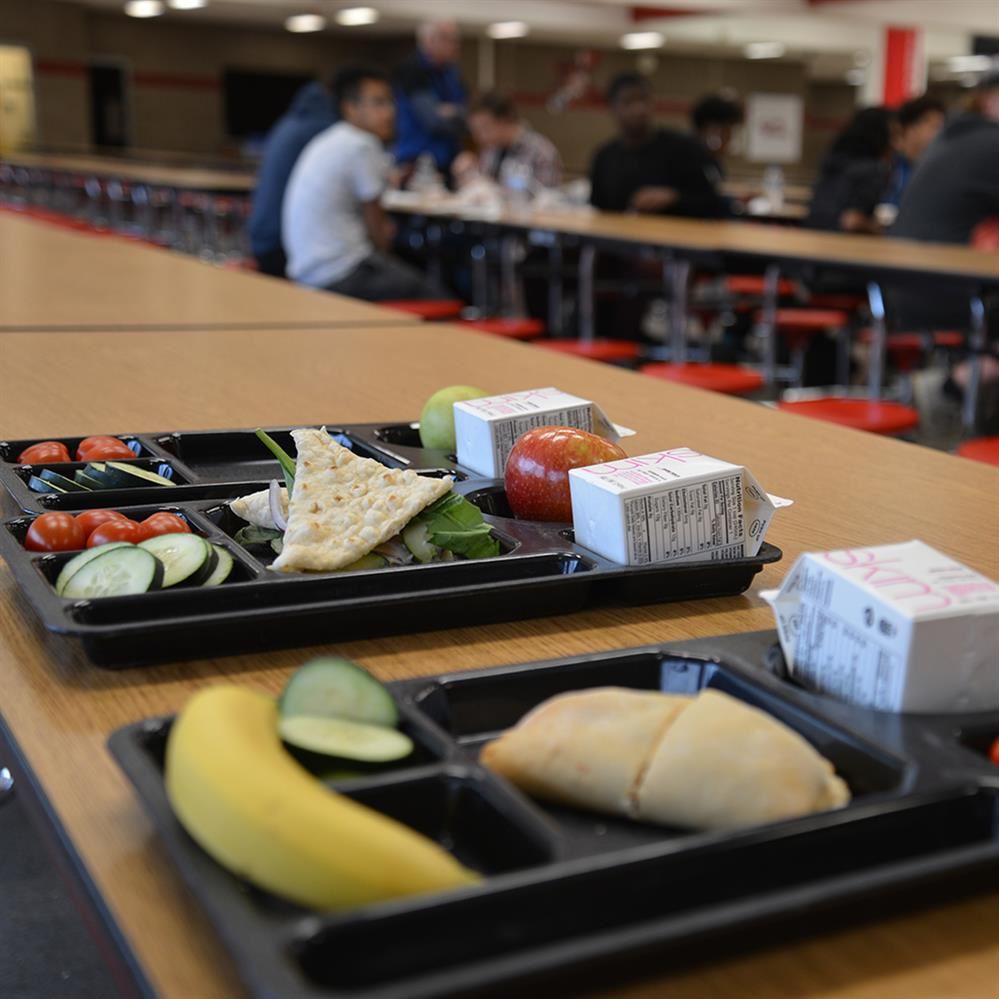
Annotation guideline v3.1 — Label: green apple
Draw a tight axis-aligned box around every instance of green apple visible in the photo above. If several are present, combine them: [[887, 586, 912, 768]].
[[419, 385, 489, 450]]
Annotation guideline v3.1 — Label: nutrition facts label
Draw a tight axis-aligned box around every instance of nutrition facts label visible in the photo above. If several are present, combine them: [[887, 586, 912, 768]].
[[623, 473, 744, 563], [491, 406, 593, 471], [792, 603, 904, 710]]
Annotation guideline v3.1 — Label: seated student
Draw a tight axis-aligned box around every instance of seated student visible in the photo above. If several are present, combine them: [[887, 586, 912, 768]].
[[891, 73, 999, 406], [589, 73, 729, 218], [689, 93, 744, 183], [248, 79, 337, 277], [466, 92, 562, 192], [283, 67, 444, 302], [807, 106, 895, 233], [886, 95, 946, 206]]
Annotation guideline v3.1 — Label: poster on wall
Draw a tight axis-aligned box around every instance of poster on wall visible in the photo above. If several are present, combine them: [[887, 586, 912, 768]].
[[745, 93, 804, 164]]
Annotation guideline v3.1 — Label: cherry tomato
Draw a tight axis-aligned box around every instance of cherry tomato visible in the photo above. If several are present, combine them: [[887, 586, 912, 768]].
[[17, 441, 71, 464], [86, 519, 144, 548], [75, 509, 130, 539], [138, 512, 191, 540], [990, 736, 999, 767], [75, 436, 136, 462], [24, 512, 86, 552]]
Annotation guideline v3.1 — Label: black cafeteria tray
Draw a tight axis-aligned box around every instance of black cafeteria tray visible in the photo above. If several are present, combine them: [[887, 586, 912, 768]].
[[0, 423, 780, 667], [108, 630, 999, 999]]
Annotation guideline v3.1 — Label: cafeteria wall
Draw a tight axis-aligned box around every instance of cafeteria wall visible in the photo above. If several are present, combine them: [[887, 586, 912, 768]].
[[2, 0, 853, 175]]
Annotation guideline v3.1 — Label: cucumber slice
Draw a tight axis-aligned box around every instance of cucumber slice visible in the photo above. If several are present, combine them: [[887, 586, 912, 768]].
[[201, 544, 234, 587], [402, 521, 439, 563], [103, 461, 176, 488], [55, 542, 133, 595], [39, 469, 91, 492], [279, 656, 399, 727], [74, 471, 107, 490], [138, 533, 216, 587], [337, 553, 387, 572], [83, 463, 116, 487], [278, 715, 413, 763], [60, 545, 163, 599], [29, 476, 67, 494]]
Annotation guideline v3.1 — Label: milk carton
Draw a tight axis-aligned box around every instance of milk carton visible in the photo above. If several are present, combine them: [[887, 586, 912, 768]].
[[568, 447, 790, 566], [762, 541, 999, 713], [454, 387, 631, 479]]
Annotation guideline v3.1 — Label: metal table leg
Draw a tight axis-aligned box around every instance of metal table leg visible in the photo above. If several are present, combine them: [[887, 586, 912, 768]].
[[548, 237, 564, 337], [760, 263, 781, 388], [578, 243, 597, 343], [866, 282, 887, 397], [963, 294, 987, 434], [665, 256, 691, 364]]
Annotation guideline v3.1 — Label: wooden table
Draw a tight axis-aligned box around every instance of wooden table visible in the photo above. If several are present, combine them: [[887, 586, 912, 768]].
[[3, 151, 255, 194], [0, 213, 417, 330], [1, 324, 998, 998]]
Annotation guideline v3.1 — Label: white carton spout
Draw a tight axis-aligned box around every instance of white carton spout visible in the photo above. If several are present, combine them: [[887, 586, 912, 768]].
[[763, 541, 999, 713], [568, 447, 791, 566], [453, 387, 634, 479]]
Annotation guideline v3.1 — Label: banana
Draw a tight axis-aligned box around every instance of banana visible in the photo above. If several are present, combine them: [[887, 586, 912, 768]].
[[165, 685, 478, 910]]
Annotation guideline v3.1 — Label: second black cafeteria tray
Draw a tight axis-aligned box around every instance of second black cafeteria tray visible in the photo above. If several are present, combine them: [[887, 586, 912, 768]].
[[0, 423, 780, 667], [108, 630, 999, 999]]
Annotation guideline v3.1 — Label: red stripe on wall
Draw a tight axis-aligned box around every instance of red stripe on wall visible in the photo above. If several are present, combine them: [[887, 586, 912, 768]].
[[35, 60, 88, 79], [883, 27, 918, 107], [631, 5, 718, 20]]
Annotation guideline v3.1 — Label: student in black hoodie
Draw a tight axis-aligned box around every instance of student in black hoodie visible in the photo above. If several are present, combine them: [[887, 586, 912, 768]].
[[589, 73, 728, 219], [807, 106, 895, 233]]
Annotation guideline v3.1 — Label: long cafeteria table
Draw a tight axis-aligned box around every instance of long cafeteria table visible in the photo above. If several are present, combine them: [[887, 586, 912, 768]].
[[390, 200, 999, 426], [1, 322, 998, 999], [0, 212, 418, 330], [3, 151, 255, 194]]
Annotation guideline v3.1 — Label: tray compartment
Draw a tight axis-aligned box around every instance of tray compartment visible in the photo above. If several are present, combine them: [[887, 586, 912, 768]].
[[0, 435, 149, 463], [292, 787, 999, 995]]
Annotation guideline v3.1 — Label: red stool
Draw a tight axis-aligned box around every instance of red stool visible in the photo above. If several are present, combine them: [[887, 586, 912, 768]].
[[725, 275, 797, 297], [537, 340, 640, 363], [858, 330, 964, 372], [642, 363, 764, 396], [461, 318, 544, 341], [957, 437, 999, 466], [777, 398, 919, 435], [807, 293, 866, 311], [222, 257, 259, 272], [383, 299, 465, 321]]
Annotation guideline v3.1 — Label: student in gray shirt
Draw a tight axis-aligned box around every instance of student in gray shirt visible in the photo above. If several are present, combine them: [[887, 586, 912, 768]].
[[283, 67, 444, 301]]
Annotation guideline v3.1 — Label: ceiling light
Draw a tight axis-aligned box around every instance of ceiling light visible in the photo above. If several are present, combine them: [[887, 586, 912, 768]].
[[845, 68, 866, 86], [488, 21, 529, 40], [620, 31, 664, 51], [285, 13, 326, 32], [335, 7, 379, 26], [124, 0, 164, 17], [167, 0, 207, 9], [744, 41, 785, 60], [947, 54, 993, 72]]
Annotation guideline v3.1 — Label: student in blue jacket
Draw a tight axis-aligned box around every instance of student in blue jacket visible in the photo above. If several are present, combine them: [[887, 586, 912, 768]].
[[249, 80, 336, 276], [393, 20, 466, 175]]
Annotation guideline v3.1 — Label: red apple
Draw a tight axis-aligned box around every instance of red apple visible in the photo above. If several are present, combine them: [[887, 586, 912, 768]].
[[504, 426, 627, 522]]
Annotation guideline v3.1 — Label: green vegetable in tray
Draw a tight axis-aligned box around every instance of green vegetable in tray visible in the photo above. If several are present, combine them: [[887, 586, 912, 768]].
[[413, 492, 500, 559], [233, 525, 284, 547], [255, 429, 296, 496], [280, 656, 400, 728]]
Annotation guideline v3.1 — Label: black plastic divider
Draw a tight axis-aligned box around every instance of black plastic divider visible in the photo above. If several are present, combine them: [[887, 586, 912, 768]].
[[107, 631, 999, 999]]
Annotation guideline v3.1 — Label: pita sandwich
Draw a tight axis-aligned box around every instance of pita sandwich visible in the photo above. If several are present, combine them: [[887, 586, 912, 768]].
[[482, 687, 849, 832], [271, 428, 452, 573]]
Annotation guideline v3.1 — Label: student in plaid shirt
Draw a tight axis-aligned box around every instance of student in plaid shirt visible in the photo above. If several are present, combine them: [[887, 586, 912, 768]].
[[467, 93, 563, 192]]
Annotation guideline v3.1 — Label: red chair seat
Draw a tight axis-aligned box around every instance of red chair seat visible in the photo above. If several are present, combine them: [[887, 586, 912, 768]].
[[807, 293, 866, 311], [777, 398, 919, 435], [769, 309, 850, 330], [725, 275, 796, 297], [957, 437, 999, 466], [383, 299, 464, 321], [537, 340, 640, 362], [857, 330, 964, 371], [461, 318, 544, 340], [642, 363, 764, 396]]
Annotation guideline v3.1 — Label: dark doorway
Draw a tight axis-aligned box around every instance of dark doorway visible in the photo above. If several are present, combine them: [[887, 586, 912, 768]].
[[88, 62, 129, 149]]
